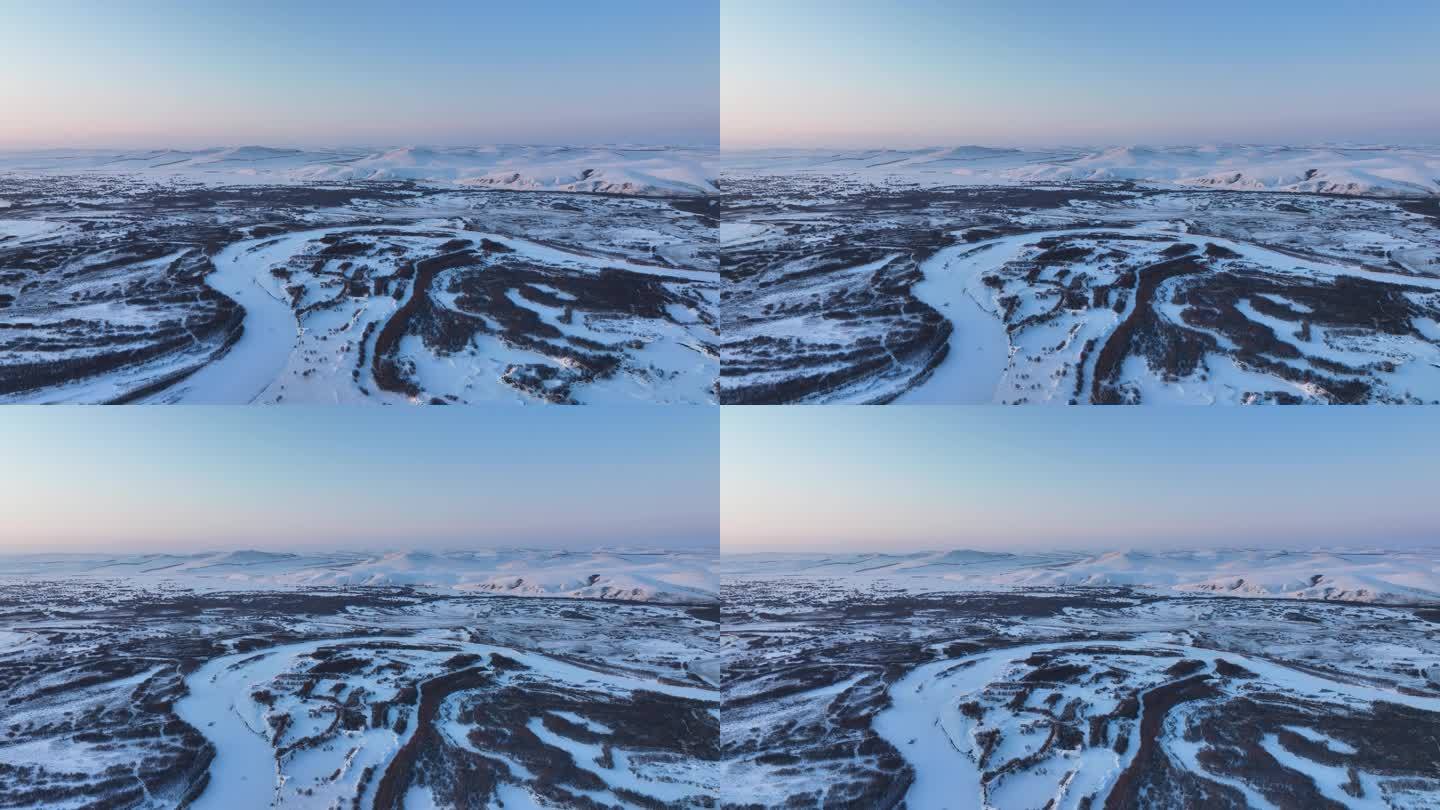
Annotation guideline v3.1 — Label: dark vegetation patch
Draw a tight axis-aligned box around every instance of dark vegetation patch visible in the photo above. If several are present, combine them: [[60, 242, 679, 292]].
[[1091, 256, 1209, 403]]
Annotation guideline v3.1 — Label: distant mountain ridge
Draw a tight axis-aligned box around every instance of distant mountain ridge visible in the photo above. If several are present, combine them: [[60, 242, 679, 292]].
[[0, 144, 719, 196], [720, 144, 1440, 197], [720, 548, 1440, 604], [0, 548, 717, 604]]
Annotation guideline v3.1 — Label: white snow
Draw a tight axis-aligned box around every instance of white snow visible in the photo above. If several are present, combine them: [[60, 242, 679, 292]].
[[894, 225, 1440, 404], [0, 549, 718, 604], [899, 239, 1035, 403], [0, 145, 718, 197], [721, 144, 1440, 198], [873, 639, 1440, 810], [135, 220, 715, 405], [1280, 725, 1359, 755], [720, 549, 1440, 604], [174, 632, 715, 809], [167, 229, 311, 402], [1258, 733, 1384, 809], [0, 218, 62, 241]]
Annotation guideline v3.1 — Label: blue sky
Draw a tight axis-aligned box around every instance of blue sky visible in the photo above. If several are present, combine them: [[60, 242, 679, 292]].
[[723, 408, 1440, 552], [723, 0, 1440, 147], [0, 0, 718, 148], [0, 408, 718, 552]]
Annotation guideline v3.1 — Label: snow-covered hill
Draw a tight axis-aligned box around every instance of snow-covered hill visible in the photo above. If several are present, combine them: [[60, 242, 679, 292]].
[[0, 144, 718, 196], [721, 144, 1440, 197], [1, 548, 717, 603], [720, 548, 1440, 604]]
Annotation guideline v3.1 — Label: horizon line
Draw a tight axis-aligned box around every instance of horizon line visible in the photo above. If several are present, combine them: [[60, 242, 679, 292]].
[[0, 141, 722, 153], [718, 140, 1440, 152], [0, 545, 720, 558], [719, 544, 1440, 555]]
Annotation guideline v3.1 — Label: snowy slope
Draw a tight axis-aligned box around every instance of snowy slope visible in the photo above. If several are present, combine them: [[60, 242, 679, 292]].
[[0, 145, 718, 196], [720, 144, 1440, 197], [720, 548, 1440, 603], [0, 549, 717, 603]]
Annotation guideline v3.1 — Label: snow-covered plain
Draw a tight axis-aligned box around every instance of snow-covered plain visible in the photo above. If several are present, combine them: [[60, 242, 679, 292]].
[[720, 148, 1440, 404], [722, 549, 1440, 809], [0, 548, 717, 603], [720, 144, 1440, 198], [174, 633, 715, 810], [0, 162, 717, 404], [872, 637, 1440, 810], [0, 550, 718, 809], [720, 548, 1440, 604], [0, 145, 718, 197]]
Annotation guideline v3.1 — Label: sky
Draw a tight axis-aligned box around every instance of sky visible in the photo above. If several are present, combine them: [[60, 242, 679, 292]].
[[723, 0, 1440, 148], [722, 408, 1440, 553], [0, 408, 718, 553], [0, 0, 718, 149]]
